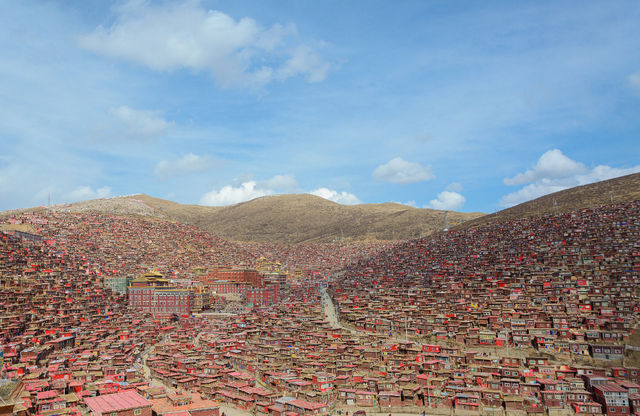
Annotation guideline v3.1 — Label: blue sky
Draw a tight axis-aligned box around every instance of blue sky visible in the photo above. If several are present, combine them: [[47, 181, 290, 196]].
[[1, 0, 639, 213]]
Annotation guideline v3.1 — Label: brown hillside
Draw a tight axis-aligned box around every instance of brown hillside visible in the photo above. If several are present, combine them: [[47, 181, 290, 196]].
[[460, 172, 640, 229], [126, 194, 484, 243], [1, 193, 483, 243], [124, 194, 223, 225]]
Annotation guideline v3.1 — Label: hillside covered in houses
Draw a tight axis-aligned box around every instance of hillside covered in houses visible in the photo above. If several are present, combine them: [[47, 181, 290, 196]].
[[1, 176, 640, 416]]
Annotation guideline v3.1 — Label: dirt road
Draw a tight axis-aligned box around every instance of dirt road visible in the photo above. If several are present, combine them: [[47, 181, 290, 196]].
[[319, 284, 340, 328]]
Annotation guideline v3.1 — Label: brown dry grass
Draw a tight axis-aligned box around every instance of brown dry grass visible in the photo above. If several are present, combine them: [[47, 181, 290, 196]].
[[124, 193, 483, 243]]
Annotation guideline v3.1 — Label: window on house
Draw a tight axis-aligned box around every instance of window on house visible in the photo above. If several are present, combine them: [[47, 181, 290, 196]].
[[134, 410, 142, 416]]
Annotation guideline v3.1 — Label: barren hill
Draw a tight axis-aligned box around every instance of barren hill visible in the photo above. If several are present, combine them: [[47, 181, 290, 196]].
[[460, 172, 640, 229], [7, 193, 483, 243], [127, 194, 483, 243], [5, 173, 638, 243]]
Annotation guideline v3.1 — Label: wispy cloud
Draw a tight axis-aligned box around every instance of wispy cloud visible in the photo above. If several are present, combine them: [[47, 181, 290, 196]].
[[78, 1, 333, 89], [155, 153, 215, 179], [1, 1, 639, 212], [109, 106, 172, 139], [261, 174, 298, 190], [276, 45, 332, 83], [373, 157, 434, 184], [67, 185, 113, 202]]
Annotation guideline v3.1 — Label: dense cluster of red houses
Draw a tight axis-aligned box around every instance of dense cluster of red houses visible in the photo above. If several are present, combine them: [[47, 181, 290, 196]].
[[0, 211, 383, 416], [0, 199, 639, 416], [241, 242, 389, 279], [0, 224, 219, 416], [2, 211, 381, 285], [327, 200, 640, 414], [7, 212, 258, 279]]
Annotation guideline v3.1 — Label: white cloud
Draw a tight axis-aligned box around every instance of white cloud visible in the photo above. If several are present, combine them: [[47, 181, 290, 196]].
[[200, 181, 270, 206], [256, 23, 298, 51], [500, 182, 566, 208], [310, 188, 360, 205], [580, 164, 640, 183], [199, 174, 363, 206], [262, 174, 298, 190], [629, 72, 640, 90], [500, 149, 640, 207], [109, 105, 172, 138], [78, 1, 332, 88], [426, 191, 466, 210], [200, 182, 361, 206], [67, 185, 112, 202], [504, 149, 587, 186], [373, 157, 434, 184], [155, 153, 215, 179], [199, 174, 299, 206]]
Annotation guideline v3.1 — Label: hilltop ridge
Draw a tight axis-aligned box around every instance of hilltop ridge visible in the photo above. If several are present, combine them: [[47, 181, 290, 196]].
[[1, 193, 483, 243], [5, 173, 639, 243], [128, 193, 484, 243]]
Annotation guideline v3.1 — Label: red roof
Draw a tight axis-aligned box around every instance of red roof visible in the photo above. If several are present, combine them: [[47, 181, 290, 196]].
[[288, 400, 325, 410], [85, 390, 151, 414], [37, 390, 58, 400], [595, 383, 626, 393]]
